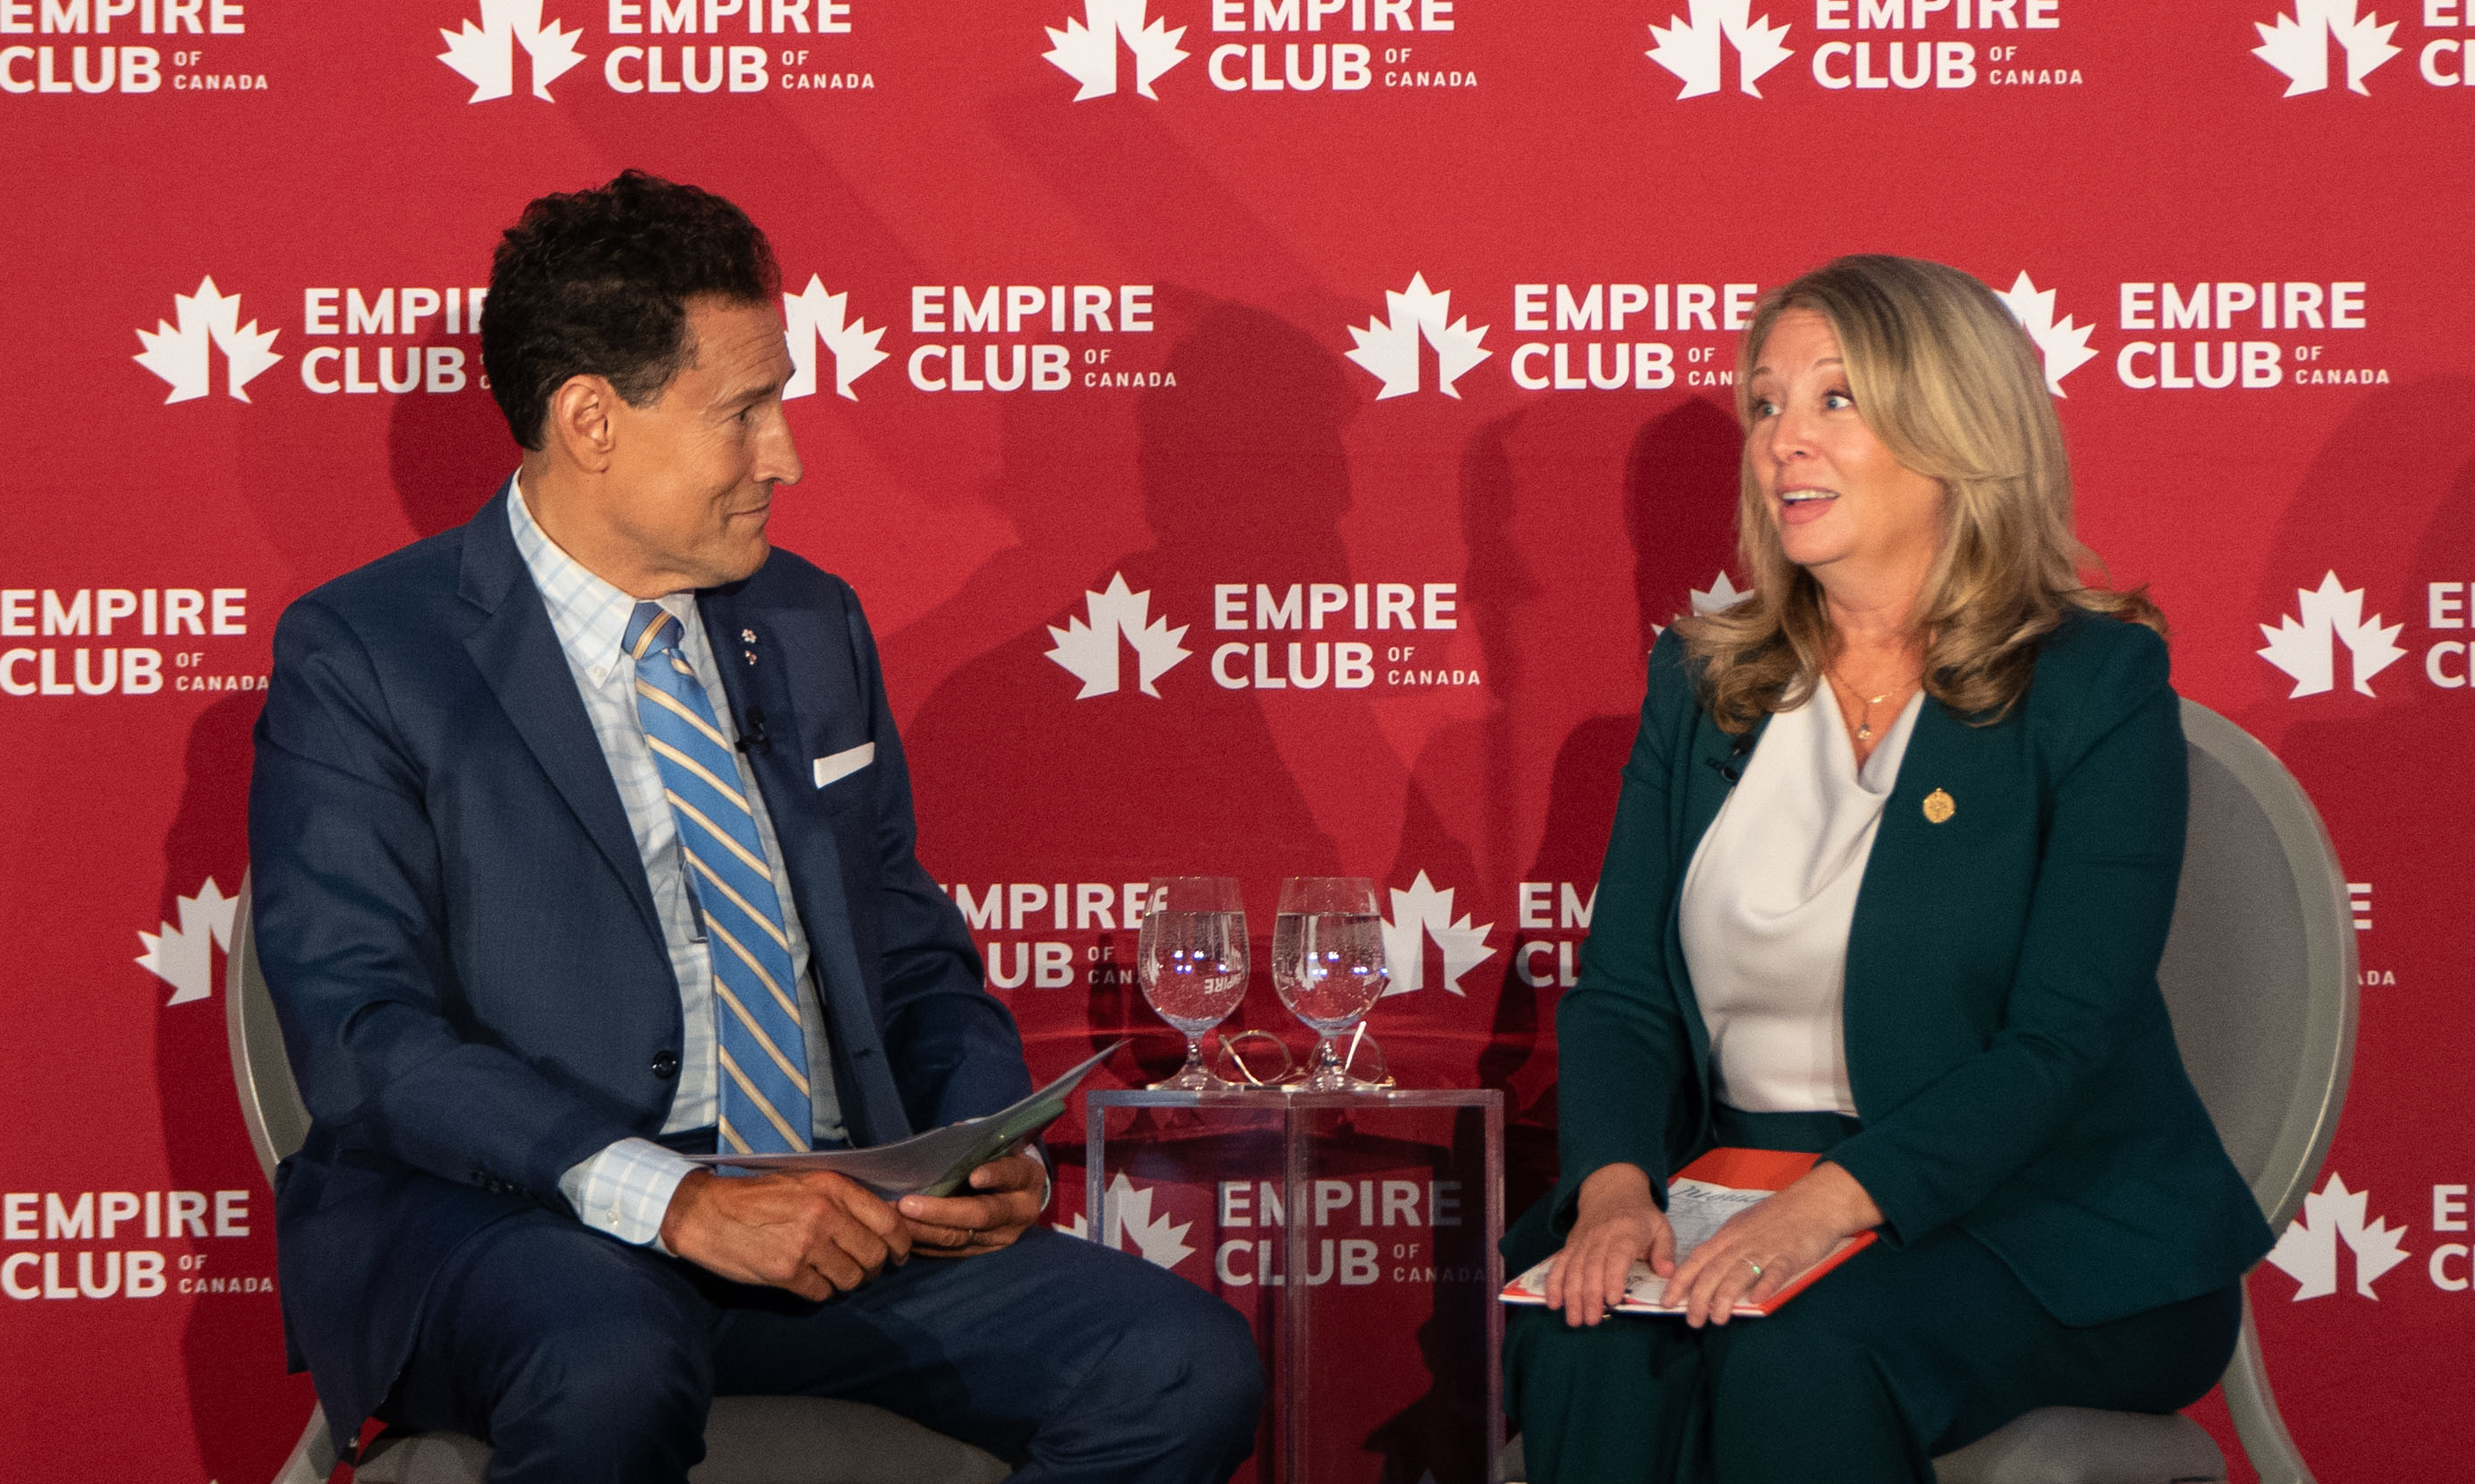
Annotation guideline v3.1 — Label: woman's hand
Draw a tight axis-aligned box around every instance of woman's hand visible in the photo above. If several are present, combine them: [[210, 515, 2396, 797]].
[[1542, 1164, 1676, 1329], [1664, 1160, 1883, 1328]]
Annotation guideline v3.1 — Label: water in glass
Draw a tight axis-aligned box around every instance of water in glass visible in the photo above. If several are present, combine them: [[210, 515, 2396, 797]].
[[1271, 876, 1391, 1091], [1136, 876, 1249, 1090], [1140, 910, 1249, 1033], [1271, 912, 1388, 1031]]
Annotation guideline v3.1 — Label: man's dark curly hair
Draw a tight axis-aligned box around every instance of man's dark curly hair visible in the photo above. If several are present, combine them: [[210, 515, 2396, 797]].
[[482, 169, 781, 451]]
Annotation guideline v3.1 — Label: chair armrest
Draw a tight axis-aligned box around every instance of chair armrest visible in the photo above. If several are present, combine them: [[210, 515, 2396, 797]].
[[2222, 1291, 2315, 1484]]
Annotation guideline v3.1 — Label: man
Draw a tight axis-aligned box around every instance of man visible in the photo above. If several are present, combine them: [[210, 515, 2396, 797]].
[[249, 171, 1262, 1483]]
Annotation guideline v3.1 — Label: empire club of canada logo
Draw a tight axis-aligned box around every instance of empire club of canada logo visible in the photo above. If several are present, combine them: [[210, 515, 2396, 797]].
[[1646, 0, 1794, 100], [1059, 1172, 1198, 1269], [2258, 572, 2407, 698], [439, 0, 588, 102], [2252, 0, 2400, 96], [137, 878, 238, 1006], [133, 278, 283, 404], [1044, 0, 1190, 101], [781, 275, 889, 402], [2265, 1172, 2411, 1299], [1379, 871, 1496, 998], [1346, 275, 1492, 401], [1991, 273, 2098, 397], [1045, 574, 1194, 698]]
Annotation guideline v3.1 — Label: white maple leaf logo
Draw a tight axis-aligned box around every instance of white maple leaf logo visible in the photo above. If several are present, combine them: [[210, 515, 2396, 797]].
[[133, 276, 283, 405], [2252, 0, 2399, 96], [1379, 870, 1496, 998], [2258, 571, 2406, 698], [2266, 1171, 2411, 1299], [1650, 572, 1751, 642], [1044, 0, 1190, 101], [136, 877, 238, 1007], [1058, 1171, 1197, 1269], [1045, 573, 1193, 699], [439, 0, 588, 103], [1994, 272, 2099, 398], [781, 275, 888, 403], [1346, 275, 1492, 401], [1647, 0, 1795, 100], [1691, 571, 1750, 615]]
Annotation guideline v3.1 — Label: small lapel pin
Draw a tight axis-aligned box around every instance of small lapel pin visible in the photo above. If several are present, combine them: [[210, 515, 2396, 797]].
[[740, 628, 759, 667], [1922, 787, 1956, 825]]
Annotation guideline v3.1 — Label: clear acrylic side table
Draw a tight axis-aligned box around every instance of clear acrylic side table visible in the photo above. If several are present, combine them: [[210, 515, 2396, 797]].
[[1087, 1088, 1504, 1484]]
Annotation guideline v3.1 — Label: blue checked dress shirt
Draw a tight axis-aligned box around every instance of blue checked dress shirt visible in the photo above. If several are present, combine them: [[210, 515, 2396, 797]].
[[511, 480, 845, 1246]]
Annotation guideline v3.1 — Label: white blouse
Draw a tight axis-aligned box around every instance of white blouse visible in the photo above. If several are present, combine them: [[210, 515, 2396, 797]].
[[1678, 682, 1926, 1115]]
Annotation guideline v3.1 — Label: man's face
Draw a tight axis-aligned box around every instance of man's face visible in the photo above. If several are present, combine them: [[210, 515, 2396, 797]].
[[599, 296, 803, 593]]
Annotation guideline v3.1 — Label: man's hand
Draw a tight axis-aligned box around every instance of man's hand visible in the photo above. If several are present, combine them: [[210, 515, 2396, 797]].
[[659, 1168, 910, 1299], [1664, 1160, 1883, 1328], [1543, 1163, 1676, 1329], [894, 1153, 1046, 1259]]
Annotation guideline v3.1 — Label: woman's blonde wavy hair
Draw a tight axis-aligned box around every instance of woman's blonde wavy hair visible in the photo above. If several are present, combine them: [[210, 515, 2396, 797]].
[[1677, 253, 2162, 734]]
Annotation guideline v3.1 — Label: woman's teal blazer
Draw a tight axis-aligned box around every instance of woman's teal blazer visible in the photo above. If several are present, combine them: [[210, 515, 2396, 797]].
[[1543, 610, 2274, 1327]]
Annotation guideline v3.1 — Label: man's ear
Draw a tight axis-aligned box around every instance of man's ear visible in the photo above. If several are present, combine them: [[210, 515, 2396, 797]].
[[544, 375, 620, 475]]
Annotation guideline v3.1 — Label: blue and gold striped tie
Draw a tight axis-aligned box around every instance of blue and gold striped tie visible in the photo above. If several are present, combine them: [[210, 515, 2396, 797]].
[[625, 601, 812, 1156]]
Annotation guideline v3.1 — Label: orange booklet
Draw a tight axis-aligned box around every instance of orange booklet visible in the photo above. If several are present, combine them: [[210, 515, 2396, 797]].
[[1499, 1148, 1877, 1318]]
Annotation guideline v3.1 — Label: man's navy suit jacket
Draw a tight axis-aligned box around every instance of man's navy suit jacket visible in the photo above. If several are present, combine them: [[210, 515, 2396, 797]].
[[247, 484, 1032, 1447]]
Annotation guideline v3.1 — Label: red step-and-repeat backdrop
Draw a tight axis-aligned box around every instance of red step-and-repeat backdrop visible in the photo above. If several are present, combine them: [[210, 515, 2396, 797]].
[[4, 1, 2469, 1478]]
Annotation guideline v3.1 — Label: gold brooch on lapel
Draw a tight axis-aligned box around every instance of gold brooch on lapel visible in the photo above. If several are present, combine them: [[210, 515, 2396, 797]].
[[1922, 788, 1956, 825]]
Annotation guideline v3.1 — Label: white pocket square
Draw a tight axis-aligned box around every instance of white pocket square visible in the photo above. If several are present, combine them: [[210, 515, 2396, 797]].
[[812, 742, 875, 787]]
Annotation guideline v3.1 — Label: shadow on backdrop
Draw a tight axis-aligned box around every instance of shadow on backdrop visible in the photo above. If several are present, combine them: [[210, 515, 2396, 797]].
[[2237, 377, 2475, 922], [1473, 396, 1742, 1212], [1354, 394, 1740, 1484], [155, 691, 312, 1484], [390, 343, 517, 539], [875, 293, 1160, 726], [902, 298, 1353, 1085]]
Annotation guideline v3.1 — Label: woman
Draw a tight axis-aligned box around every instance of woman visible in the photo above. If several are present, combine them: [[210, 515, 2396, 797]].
[[1502, 255, 2273, 1483]]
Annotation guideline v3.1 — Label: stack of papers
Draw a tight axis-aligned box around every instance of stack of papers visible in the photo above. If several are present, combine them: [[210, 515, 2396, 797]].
[[689, 1041, 1122, 1198]]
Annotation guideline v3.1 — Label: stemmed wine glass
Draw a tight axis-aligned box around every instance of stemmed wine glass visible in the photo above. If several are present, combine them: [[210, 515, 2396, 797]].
[[1271, 877, 1391, 1093], [1136, 877, 1249, 1091]]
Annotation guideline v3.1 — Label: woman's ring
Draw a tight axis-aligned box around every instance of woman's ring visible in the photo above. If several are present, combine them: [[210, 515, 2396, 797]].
[[1742, 1257, 1764, 1278]]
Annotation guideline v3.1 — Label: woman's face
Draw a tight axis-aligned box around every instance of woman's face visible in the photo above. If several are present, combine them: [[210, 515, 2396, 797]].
[[1745, 309, 1944, 584]]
